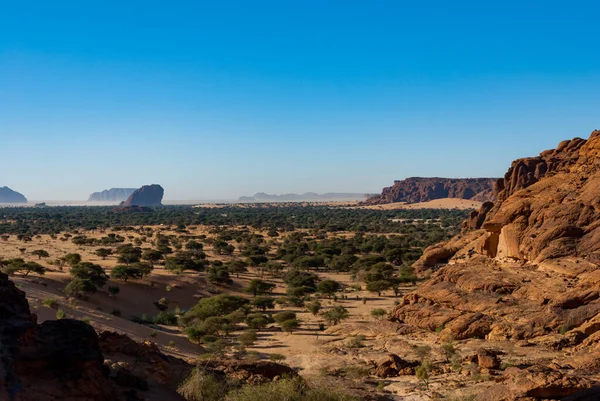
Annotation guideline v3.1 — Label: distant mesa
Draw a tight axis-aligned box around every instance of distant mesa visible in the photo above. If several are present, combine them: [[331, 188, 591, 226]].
[[239, 192, 367, 202], [120, 184, 164, 207], [362, 177, 498, 205], [0, 186, 28, 203], [88, 188, 137, 202]]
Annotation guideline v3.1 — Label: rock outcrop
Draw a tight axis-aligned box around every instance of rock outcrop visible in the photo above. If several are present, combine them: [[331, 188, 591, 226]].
[[0, 271, 123, 401], [362, 177, 498, 205], [0, 187, 27, 203], [393, 131, 600, 344], [121, 184, 164, 207], [88, 188, 136, 202]]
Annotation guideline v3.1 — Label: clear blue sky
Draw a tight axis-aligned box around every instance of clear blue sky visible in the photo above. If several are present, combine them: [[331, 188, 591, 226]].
[[1, 1, 599, 200]]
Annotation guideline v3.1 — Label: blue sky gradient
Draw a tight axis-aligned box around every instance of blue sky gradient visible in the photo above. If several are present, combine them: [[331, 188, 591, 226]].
[[1, 1, 599, 200]]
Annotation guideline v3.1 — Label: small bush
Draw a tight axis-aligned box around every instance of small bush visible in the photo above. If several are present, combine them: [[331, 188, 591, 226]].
[[225, 376, 359, 401], [370, 308, 386, 320], [268, 353, 286, 362], [346, 335, 366, 348], [155, 310, 178, 325], [343, 365, 370, 380], [178, 369, 225, 401], [42, 297, 59, 309], [56, 309, 65, 320]]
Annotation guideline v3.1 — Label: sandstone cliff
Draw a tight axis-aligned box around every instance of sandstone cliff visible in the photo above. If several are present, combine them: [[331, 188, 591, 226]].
[[88, 188, 136, 202], [362, 177, 497, 205], [121, 184, 164, 207], [0, 186, 27, 203], [393, 130, 600, 344]]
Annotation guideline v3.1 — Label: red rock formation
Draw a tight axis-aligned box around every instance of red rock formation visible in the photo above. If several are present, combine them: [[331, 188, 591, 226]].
[[362, 177, 498, 205], [393, 131, 600, 349]]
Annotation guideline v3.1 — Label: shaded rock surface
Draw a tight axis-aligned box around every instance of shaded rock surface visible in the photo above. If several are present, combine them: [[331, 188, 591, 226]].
[[121, 184, 164, 207], [89, 188, 137, 202], [0, 186, 27, 203], [0, 271, 123, 401], [362, 177, 498, 205], [370, 354, 419, 378]]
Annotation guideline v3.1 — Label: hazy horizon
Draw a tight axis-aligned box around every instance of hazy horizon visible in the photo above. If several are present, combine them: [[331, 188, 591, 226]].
[[2, 1, 599, 200]]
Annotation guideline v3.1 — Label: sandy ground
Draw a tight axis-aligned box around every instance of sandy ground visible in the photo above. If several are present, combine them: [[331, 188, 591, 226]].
[[1, 225, 565, 399], [354, 198, 483, 210], [0, 227, 408, 367]]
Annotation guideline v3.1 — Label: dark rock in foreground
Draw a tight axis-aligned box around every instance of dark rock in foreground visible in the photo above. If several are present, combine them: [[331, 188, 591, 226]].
[[121, 184, 164, 207], [0, 271, 123, 400], [0, 186, 27, 203]]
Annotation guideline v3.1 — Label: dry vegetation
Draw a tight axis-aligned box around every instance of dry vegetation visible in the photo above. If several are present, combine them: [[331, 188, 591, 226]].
[[1, 204, 566, 400]]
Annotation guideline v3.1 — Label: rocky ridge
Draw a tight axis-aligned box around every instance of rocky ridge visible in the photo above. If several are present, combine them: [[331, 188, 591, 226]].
[[362, 177, 497, 205], [88, 188, 137, 202], [0, 186, 27, 203], [239, 192, 367, 202]]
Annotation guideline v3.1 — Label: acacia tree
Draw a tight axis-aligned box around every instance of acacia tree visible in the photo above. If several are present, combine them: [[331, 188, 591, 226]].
[[317, 279, 341, 298], [95, 248, 113, 259], [65, 262, 108, 298], [2, 259, 45, 277], [31, 249, 50, 260], [245, 279, 276, 297], [323, 305, 350, 326]]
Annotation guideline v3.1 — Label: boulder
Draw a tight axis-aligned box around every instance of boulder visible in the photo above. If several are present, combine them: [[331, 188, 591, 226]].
[[477, 349, 500, 370], [373, 354, 419, 378]]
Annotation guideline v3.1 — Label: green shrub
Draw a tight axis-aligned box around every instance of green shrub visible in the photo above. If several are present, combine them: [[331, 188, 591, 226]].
[[268, 354, 286, 362], [225, 376, 359, 401], [155, 310, 178, 325], [42, 297, 59, 309], [56, 309, 65, 319], [370, 308, 386, 320], [346, 335, 366, 349], [178, 368, 225, 401], [343, 365, 370, 380]]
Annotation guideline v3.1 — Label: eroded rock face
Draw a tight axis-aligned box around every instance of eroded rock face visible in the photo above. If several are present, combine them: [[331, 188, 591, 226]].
[[0, 187, 27, 203], [362, 177, 498, 205], [394, 131, 600, 344], [121, 184, 164, 207], [412, 131, 600, 269], [0, 272, 123, 401]]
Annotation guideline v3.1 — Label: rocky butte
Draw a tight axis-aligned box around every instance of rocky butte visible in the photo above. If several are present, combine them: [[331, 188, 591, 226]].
[[392, 130, 600, 399], [0, 186, 27, 203], [88, 188, 137, 202], [362, 177, 498, 205], [120, 184, 164, 207]]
